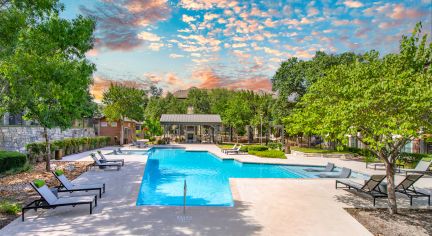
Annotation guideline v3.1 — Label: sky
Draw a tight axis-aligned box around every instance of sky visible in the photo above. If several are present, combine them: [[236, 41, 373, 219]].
[[60, 0, 432, 99]]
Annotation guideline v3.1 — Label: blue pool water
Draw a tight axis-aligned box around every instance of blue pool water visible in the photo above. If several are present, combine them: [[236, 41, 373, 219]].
[[136, 148, 365, 206]]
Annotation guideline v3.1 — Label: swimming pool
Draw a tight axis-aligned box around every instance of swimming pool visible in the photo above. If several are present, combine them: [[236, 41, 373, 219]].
[[136, 148, 365, 206]]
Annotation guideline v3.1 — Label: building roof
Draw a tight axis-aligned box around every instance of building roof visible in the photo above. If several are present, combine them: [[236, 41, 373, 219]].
[[160, 114, 222, 125], [172, 89, 190, 99]]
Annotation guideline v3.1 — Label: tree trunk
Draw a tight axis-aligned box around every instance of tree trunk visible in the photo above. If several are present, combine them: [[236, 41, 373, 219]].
[[230, 126, 233, 142], [120, 119, 124, 146], [248, 126, 253, 144], [384, 160, 398, 214], [44, 127, 51, 171]]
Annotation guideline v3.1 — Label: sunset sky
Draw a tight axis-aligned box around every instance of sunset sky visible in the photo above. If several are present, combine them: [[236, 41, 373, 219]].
[[60, 0, 431, 99]]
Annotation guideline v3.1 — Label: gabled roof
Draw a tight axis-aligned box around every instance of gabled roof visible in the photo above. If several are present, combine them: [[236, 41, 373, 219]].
[[160, 114, 222, 125]]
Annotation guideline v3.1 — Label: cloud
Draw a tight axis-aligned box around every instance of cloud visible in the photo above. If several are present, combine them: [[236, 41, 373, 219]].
[[91, 75, 152, 101], [389, 4, 425, 20], [182, 14, 196, 23], [343, 1, 363, 8], [148, 43, 164, 51], [193, 68, 272, 91], [80, 0, 170, 51], [169, 53, 184, 58], [137, 31, 161, 42]]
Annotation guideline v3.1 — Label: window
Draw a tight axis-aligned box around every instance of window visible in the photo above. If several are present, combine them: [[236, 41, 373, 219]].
[[401, 141, 412, 153], [101, 122, 108, 127], [111, 122, 117, 127]]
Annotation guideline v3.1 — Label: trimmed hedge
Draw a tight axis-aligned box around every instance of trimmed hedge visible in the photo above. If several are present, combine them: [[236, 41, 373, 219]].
[[249, 150, 286, 159], [0, 151, 27, 173], [26, 136, 111, 162], [240, 145, 269, 152]]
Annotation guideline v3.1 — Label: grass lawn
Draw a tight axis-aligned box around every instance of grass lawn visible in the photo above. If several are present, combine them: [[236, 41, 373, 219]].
[[217, 144, 236, 149]]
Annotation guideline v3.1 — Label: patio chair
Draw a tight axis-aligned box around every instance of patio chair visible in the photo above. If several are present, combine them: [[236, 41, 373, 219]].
[[304, 163, 335, 172], [225, 145, 245, 155], [90, 153, 122, 171], [395, 174, 430, 206], [401, 159, 432, 176], [221, 144, 238, 153], [97, 150, 124, 166], [336, 175, 387, 206], [52, 170, 105, 198], [318, 167, 351, 178], [117, 148, 123, 153], [22, 180, 97, 221]]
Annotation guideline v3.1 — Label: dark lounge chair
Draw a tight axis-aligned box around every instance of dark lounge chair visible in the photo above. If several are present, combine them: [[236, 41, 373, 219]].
[[52, 170, 105, 198], [319, 167, 351, 178], [336, 175, 387, 206], [305, 163, 335, 172], [22, 180, 97, 221], [395, 174, 430, 206], [97, 150, 124, 166], [90, 153, 122, 171]]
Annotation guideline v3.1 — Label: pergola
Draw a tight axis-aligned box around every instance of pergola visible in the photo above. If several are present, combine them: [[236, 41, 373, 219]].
[[160, 114, 222, 143]]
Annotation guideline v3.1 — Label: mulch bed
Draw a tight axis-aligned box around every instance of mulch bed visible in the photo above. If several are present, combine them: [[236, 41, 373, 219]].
[[346, 208, 432, 236], [0, 161, 92, 229]]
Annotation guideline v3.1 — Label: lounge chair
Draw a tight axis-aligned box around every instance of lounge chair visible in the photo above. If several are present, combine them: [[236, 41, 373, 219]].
[[226, 145, 244, 155], [401, 159, 432, 176], [221, 144, 237, 153], [305, 163, 335, 172], [97, 150, 124, 166], [22, 180, 97, 221], [52, 170, 105, 198], [90, 153, 122, 171], [318, 167, 351, 178], [117, 148, 123, 153], [395, 174, 430, 206], [336, 175, 387, 206]]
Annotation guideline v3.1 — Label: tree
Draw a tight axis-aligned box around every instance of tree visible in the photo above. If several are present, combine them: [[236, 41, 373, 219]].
[[149, 85, 163, 98], [186, 88, 211, 114], [102, 84, 148, 145], [143, 118, 163, 137], [0, 0, 96, 171], [287, 23, 432, 214]]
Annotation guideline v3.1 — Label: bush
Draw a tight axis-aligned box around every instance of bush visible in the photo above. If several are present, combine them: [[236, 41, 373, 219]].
[[149, 137, 156, 142], [0, 200, 21, 215], [248, 150, 286, 159], [398, 152, 431, 163], [268, 142, 282, 150], [240, 145, 268, 152], [0, 151, 27, 173], [343, 146, 376, 158]]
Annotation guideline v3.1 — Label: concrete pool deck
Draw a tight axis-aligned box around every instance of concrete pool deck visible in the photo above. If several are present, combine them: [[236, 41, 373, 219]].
[[1, 144, 431, 235]]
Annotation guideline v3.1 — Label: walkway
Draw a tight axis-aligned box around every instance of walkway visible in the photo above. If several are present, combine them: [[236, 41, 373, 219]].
[[1, 144, 430, 235]]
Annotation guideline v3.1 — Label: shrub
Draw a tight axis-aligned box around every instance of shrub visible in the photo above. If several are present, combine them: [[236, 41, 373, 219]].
[[149, 137, 156, 142], [0, 151, 27, 173], [0, 200, 21, 215], [249, 150, 286, 159], [343, 146, 376, 158], [398, 152, 431, 163], [268, 142, 282, 150], [240, 145, 268, 152]]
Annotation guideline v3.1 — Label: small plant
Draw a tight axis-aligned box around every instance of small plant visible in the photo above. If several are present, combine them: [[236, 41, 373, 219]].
[[0, 200, 21, 215], [248, 150, 286, 159]]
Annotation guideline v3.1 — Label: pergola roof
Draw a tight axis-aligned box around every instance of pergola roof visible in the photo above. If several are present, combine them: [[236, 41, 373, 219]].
[[160, 114, 222, 125]]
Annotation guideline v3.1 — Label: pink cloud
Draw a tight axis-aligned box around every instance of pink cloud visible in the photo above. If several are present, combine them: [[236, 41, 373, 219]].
[[389, 4, 425, 20], [80, 0, 170, 51]]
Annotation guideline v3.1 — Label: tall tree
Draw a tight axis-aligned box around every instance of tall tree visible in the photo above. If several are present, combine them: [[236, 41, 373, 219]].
[[0, 0, 96, 171], [286, 23, 432, 214], [186, 88, 211, 114], [102, 84, 148, 145]]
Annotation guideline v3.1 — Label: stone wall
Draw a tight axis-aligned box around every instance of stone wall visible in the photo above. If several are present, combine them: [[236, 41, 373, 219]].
[[0, 126, 95, 153]]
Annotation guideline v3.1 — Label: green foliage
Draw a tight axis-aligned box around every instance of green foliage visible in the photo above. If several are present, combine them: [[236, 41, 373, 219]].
[[284, 23, 432, 213], [102, 84, 147, 122], [343, 147, 376, 158], [240, 145, 269, 152], [397, 152, 432, 163], [0, 200, 21, 215], [268, 142, 283, 150], [143, 119, 163, 137], [248, 150, 286, 159], [54, 169, 64, 176], [186, 88, 211, 114], [0, 151, 27, 173], [33, 179, 45, 188]]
